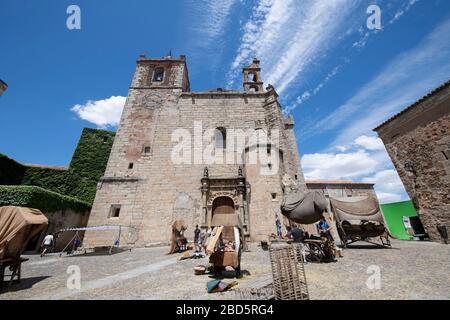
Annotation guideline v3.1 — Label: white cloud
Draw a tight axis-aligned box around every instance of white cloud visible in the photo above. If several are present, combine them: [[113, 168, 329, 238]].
[[283, 0, 422, 115], [375, 192, 403, 203], [308, 17, 450, 147], [363, 169, 405, 193], [302, 136, 409, 203], [228, 0, 360, 93], [302, 150, 378, 180], [354, 135, 385, 151], [284, 64, 342, 114], [185, 0, 238, 72], [389, 0, 420, 24], [187, 0, 237, 46], [363, 169, 408, 203], [71, 96, 126, 128]]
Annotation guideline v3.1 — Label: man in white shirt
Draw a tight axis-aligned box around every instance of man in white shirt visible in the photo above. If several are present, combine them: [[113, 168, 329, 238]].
[[40, 233, 54, 257]]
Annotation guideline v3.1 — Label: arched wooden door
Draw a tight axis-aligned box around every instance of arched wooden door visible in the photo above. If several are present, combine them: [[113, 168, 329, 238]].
[[212, 197, 235, 240], [212, 196, 235, 215]]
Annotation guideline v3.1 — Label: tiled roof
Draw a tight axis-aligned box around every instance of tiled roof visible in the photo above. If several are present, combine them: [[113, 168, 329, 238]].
[[306, 179, 374, 185], [373, 80, 450, 131]]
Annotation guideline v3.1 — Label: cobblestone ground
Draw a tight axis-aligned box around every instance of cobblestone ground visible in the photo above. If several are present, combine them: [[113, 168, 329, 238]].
[[0, 240, 448, 300]]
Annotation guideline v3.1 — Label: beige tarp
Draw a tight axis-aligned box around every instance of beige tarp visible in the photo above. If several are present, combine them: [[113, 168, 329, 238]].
[[0, 206, 48, 260], [330, 196, 383, 224]]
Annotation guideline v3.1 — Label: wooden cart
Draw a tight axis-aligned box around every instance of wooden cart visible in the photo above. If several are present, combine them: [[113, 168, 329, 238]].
[[207, 213, 245, 277], [330, 196, 391, 248], [0, 257, 29, 291]]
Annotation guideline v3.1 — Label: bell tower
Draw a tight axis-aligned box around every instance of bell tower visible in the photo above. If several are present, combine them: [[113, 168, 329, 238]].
[[243, 58, 264, 92], [131, 54, 190, 92]]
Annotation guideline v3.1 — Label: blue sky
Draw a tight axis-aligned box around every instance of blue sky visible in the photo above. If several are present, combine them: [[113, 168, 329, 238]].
[[1, 0, 449, 203]]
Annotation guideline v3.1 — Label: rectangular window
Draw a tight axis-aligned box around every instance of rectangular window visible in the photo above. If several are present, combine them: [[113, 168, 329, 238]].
[[144, 146, 151, 154], [153, 68, 164, 82], [109, 205, 121, 218], [271, 193, 277, 200], [128, 163, 134, 169]]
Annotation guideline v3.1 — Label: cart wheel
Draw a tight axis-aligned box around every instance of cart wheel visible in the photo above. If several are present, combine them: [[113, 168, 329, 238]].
[[306, 242, 325, 263], [337, 228, 347, 248]]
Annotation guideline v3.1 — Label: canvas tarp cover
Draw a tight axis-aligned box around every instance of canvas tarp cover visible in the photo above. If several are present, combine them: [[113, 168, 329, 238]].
[[281, 191, 328, 224], [330, 196, 383, 225], [0, 206, 48, 260]]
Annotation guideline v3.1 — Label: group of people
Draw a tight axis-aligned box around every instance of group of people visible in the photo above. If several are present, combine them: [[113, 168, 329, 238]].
[[39, 232, 81, 257], [276, 214, 334, 243], [193, 225, 206, 253], [193, 225, 238, 254]]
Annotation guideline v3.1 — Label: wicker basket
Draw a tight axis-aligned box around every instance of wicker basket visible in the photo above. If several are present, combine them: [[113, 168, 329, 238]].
[[269, 242, 309, 300]]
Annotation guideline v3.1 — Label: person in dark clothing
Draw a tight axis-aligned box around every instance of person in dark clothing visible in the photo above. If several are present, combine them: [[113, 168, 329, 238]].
[[291, 227, 304, 243], [317, 216, 334, 241], [285, 226, 304, 242]]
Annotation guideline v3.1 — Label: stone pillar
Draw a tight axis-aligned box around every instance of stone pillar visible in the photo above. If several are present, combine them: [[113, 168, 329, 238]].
[[201, 168, 210, 227]]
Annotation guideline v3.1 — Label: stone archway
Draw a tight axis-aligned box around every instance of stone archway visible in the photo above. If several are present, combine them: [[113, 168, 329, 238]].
[[212, 196, 235, 239], [212, 196, 235, 216]]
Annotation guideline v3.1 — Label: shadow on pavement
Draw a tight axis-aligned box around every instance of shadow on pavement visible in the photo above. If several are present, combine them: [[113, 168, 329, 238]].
[[0, 276, 50, 294], [344, 244, 399, 250]]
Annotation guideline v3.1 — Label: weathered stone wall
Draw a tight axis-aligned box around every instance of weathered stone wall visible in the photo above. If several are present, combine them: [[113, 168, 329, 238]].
[[84, 56, 307, 247], [30, 209, 90, 252], [375, 83, 450, 243], [382, 113, 450, 242]]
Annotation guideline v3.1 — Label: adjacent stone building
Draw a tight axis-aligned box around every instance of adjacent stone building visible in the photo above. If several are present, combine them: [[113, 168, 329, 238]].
[[84, 55, 307, 247], [374, 80, 450, 243]]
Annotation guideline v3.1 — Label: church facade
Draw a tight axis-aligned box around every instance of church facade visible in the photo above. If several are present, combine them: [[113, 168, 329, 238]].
[[83, 55, 307, 247]]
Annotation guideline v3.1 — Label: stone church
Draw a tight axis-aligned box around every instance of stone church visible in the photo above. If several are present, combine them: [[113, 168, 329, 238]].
[[83, 55, 307, 247]]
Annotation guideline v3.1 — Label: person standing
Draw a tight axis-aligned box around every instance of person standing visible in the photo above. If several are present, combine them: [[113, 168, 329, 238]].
[[275, 214, 282, 237], [40, 233, 54, 257], [194, 225, 201, 252]]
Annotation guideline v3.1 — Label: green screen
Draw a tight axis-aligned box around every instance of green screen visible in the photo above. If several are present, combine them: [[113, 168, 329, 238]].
[[381, 200, 418, 240]]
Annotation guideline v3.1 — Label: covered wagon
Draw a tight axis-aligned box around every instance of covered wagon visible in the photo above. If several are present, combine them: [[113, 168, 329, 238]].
[[0, 206, 48, 289], [329, 196, 390, 247]]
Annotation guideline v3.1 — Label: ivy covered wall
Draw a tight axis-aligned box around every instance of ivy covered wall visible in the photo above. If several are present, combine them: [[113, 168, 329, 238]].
[[0, 128, 115, 208], [0, 185, 91, 213]]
